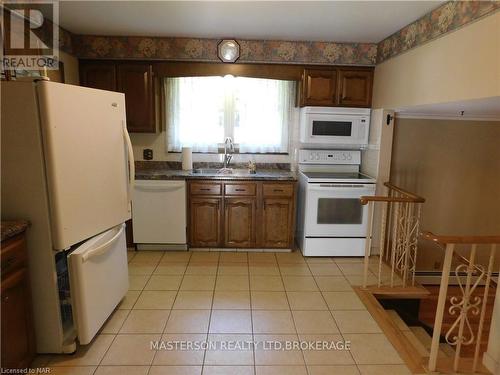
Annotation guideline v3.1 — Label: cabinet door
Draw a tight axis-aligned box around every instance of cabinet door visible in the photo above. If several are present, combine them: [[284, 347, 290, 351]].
[[189, 197, 222, 247], [1, 268, 35, 369], [117, 64, 156, 133], [338, 69, 373, 107], [262, 198, 293, 248], [301, 69, 337, 106], [80, 63, 116, 91], [224, 198, 256, 248]]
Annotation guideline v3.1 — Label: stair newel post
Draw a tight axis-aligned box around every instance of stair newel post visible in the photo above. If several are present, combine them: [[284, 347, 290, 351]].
[[363, 200, 375, 288], [472, 244, 496, 372], [429, 243, 455, 372]]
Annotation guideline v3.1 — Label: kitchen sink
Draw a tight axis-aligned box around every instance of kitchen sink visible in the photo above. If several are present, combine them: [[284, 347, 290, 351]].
[[191, 168, 252, 176]]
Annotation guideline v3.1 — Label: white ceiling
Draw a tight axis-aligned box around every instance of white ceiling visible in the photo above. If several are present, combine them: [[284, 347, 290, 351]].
[[396, 97, 500, 121], [53, 1, 443, 43]]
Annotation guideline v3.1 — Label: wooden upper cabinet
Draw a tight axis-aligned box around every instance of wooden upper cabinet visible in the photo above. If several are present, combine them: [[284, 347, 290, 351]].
[[301, 69, 337, 106], [117, 64, 156, 133], [299, 67, 373, 108], [79, 61, 156, 133], [189, 197, 222, 247], [224, 197, 256, 248], [337, 69, 373, 107], [80, 63, 116, 91]]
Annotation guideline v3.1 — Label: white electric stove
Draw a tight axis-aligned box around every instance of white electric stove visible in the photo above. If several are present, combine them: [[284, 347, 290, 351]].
[[296, 149, 376, 257]]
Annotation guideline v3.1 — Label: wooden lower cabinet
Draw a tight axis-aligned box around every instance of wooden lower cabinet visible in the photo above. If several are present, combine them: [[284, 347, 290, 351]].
[[188, 180, 296, 249], [1, 234, 35, 369], [261, 198, 294, 248], [224, 197, 256, 248], [189, 197, 222, 247]]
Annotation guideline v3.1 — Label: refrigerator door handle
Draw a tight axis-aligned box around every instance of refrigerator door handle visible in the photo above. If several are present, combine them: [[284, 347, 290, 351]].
[[123, 121, 135, 202], [81, 224, 125, 262]]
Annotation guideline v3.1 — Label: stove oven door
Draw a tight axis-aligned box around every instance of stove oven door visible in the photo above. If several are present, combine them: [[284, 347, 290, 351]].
[[304, 183, 376, 237]]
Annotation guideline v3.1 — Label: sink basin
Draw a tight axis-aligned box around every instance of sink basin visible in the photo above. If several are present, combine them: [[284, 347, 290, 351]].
[[191, 168, 252, 176]]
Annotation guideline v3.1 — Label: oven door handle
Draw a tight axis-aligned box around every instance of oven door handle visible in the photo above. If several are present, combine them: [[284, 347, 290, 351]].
[[309, 183, 375, 190]]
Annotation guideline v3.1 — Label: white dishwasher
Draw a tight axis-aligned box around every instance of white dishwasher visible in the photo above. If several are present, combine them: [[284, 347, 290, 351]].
[[132, 180, 187, 250]]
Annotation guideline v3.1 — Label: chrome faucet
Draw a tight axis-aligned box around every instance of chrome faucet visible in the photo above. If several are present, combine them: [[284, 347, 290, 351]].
[[223, 137, 234, 168]]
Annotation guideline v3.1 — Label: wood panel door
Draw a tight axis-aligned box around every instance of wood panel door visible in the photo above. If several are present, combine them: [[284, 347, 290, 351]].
[[224, 198, 256, 248], [80, 63, 116, 91], [117, 63, 156, 133], [189, 197, 222, 247], [261, 198, 293, 248], [338, 69, 373, 107], [301, 69, 337, 106], [1, 268, 35, 369]]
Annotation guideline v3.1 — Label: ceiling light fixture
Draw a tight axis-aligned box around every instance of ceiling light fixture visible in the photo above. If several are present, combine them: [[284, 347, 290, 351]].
[[218, 39, 240, 63]]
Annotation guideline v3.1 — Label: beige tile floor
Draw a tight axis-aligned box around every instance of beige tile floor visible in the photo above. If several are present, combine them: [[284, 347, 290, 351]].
[[32, 250, 410, 375]]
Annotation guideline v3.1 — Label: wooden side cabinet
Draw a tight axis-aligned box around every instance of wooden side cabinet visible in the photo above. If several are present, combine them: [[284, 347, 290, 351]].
[[189, 197, 223, 247], [1, 234, 35, 370], [224, 197, 257, 248], [79, 61, 156, 133], [187, 180, 296, 249], [262, 198, 294, 248], [299, 67, 373, 108]]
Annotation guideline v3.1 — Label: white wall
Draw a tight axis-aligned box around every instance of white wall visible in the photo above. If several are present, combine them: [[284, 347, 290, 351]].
[[372, 12, 500, 109]]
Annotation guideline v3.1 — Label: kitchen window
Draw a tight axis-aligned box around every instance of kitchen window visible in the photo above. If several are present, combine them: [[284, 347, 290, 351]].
[[165, 76, 295, 153]]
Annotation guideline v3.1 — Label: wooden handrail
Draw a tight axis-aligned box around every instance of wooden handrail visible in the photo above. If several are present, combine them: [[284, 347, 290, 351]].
[[360, 196, 423, 205], [384, 182, 426, 202], [359, 182, 425, 205], [421, 231, 500, 245]]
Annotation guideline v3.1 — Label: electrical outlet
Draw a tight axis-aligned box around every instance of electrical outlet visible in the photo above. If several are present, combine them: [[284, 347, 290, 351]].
[[143, 148, 153, 160]]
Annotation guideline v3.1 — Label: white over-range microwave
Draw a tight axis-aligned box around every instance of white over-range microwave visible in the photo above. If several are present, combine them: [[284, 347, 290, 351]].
[[299, 107, 371, 149]]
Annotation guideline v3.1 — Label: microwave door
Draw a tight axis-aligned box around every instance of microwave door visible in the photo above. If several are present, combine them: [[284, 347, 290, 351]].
[[305, 115, 367, 146], [304, 184, 372, 237]]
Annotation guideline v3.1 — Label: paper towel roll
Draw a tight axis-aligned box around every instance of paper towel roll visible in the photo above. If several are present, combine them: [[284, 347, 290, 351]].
[[182, 147, 193, 170]]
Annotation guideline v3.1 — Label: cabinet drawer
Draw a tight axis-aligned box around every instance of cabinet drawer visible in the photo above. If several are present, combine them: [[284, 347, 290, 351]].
[[224, 183, 256, 196], [190, 182, 222, 195], [263, 183, 294, 197], [1, 235, 28, 277]]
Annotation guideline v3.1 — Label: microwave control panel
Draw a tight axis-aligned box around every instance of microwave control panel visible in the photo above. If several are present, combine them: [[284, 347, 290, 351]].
[[299, 150, 361, 165]]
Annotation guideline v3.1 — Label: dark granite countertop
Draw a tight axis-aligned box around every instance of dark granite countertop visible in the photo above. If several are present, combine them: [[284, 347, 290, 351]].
[[1, 220, 29, 242], [135, 161, 297, 181], [136, 168, 297, 181]]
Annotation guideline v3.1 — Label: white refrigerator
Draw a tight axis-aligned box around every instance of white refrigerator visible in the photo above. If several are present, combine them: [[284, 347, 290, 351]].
[[1, 79, 134, 353]]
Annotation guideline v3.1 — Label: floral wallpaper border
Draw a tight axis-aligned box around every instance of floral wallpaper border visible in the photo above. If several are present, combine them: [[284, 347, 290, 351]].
[[33, 0, 500, 66], [377, 0, 500, 63], [73, 36, 378, 65]]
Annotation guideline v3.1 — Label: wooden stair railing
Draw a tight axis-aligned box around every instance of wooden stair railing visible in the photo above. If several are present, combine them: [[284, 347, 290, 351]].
[[421, 231, 500, 374], [360, 182, 426, 290]]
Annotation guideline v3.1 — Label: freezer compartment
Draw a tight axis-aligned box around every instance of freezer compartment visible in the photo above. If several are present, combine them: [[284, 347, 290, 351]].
[[68, 224, 128, 345]]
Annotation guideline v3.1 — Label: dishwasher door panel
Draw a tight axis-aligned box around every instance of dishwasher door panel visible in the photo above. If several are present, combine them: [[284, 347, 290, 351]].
[[132, 180, 187, 244]]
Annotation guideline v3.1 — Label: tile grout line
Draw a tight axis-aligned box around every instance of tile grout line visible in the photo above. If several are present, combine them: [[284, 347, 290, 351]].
[[277, 252, 309, 372], [148, 250, 191, 373], [201, 250, 220, 373]]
